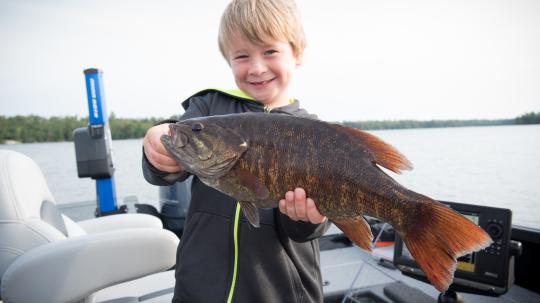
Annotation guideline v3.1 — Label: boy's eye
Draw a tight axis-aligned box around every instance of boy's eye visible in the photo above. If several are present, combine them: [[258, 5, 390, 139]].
[[264, 50, 278, 56], [234, 54, 248, 60]]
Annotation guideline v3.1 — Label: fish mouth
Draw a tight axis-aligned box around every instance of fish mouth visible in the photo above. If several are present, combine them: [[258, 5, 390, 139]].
[[169, 123, 189, 148]]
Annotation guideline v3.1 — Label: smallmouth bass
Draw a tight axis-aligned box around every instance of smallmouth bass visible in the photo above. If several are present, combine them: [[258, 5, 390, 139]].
[[161, 112, 492, 292]]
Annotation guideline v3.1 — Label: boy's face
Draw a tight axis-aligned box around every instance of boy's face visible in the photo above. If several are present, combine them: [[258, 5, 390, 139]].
[[227, 34, 302, 108]]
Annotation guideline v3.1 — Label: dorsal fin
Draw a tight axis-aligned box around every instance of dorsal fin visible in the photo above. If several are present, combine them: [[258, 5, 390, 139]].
[[331, 124, 413, 173]]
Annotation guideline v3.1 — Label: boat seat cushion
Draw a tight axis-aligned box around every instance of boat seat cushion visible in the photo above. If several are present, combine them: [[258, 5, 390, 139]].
[[40, 200, 68, 236], [0, 149, 179, 303]]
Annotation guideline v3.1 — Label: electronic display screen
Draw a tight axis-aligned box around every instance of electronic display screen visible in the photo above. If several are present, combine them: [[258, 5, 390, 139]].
[[393, 201, 512, 296], [456, 212, 479, 272]]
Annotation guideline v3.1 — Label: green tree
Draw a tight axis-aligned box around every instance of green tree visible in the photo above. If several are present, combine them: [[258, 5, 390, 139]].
[[515, 112, 540, 124]]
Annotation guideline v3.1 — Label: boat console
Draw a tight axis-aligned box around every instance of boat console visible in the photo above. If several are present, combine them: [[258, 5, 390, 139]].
[[393, 201, 519, 301]]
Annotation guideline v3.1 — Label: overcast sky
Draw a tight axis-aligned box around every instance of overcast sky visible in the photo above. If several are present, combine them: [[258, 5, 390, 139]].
[[1, 0, 539, 122]]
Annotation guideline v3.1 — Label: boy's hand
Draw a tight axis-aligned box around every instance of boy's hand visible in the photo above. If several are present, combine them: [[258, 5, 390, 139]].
[[143, 124, 183, 173], [279, 188, 327, 224]]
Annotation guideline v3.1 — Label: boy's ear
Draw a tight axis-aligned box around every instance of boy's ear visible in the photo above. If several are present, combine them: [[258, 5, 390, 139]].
[[295, 52, 304, 67]]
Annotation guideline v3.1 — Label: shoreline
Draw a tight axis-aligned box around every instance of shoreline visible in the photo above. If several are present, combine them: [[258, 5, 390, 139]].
[[2, 124, 538, 145]]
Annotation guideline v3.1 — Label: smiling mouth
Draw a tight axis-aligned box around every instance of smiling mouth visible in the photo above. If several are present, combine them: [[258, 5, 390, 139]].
[[249, 77, 276, 86]]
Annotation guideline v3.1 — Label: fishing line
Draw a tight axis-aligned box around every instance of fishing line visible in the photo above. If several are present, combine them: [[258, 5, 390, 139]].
[[341, 222, 399, 303]]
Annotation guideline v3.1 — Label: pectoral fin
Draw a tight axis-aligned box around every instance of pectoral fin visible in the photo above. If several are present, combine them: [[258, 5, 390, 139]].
[[235, 169, 269, 200], [333, 216, 374, 251], [239, 201, 260, 228]]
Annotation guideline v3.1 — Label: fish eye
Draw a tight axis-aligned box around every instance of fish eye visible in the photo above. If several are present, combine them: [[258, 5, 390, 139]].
[[192, 123, 204, 132]]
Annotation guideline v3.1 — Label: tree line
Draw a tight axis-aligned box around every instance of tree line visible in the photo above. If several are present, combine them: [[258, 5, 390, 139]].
[[515, 112, 540, 125], [1, 112, 539, 144], [0, 114, 163, 143], [343, 118, 513, 130], [343, 112, 539, 130]]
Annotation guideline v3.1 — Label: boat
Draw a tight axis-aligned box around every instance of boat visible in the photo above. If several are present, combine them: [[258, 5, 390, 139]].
[[1, 149, 540, 303], [1, 69, 539, 302]]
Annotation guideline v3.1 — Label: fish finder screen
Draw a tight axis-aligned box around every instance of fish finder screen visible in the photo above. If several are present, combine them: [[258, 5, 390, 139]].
[[402, 211, 480, 273], [455, 212, 479, 272]]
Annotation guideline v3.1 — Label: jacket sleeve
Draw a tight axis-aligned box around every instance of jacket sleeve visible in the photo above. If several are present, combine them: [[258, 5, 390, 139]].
[[141, 96, 209, 185], [276, 210, 331, 242]]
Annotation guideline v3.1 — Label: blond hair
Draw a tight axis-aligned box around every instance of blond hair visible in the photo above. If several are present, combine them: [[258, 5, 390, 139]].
[[218, 0, 306, 59]]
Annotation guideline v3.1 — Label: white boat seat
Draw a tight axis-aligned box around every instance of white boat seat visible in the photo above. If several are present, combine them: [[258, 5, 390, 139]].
[[0, 150, 179, 303]]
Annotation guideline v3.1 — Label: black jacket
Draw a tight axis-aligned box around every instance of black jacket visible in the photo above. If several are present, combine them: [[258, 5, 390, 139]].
[[142, 89, 329, 303]]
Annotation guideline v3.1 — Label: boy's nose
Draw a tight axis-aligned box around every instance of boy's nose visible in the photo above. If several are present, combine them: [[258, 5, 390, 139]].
[[248, 59, 267, 76]]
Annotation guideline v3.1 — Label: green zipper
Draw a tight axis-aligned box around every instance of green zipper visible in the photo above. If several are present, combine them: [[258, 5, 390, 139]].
[[226, 202, 242, 303]]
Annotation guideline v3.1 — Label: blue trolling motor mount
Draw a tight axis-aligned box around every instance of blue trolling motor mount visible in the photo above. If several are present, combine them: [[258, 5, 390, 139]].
[[73, 68, 126, 217], [72, 68, 189, 234]]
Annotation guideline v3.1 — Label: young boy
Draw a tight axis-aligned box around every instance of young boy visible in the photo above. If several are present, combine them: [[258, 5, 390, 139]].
[[142, 0, 329, 302]]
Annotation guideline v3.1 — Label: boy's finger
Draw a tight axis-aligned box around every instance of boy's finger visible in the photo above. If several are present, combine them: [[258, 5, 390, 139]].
[[306, 198, 326, 224], [149, 135, 169, 155], [144, 136, 177, 166], [145, 145, 181, 172], [145, 124, 170, 152], [294, 188, 307, 220], [285, 191, 298, 221], [155, 136, 174, 156], [145, 144, 178, 167], [278, 199, 287, 215]]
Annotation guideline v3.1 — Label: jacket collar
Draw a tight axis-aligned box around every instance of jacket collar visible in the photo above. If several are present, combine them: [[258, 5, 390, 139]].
[[183, 88, 299, 113]]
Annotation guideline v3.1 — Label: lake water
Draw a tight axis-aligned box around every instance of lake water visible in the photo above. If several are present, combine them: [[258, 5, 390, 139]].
[[2, 124, 539, 230]]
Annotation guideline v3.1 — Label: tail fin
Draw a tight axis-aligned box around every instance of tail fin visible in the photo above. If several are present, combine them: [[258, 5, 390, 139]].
[[402, 202, 492, 292]]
